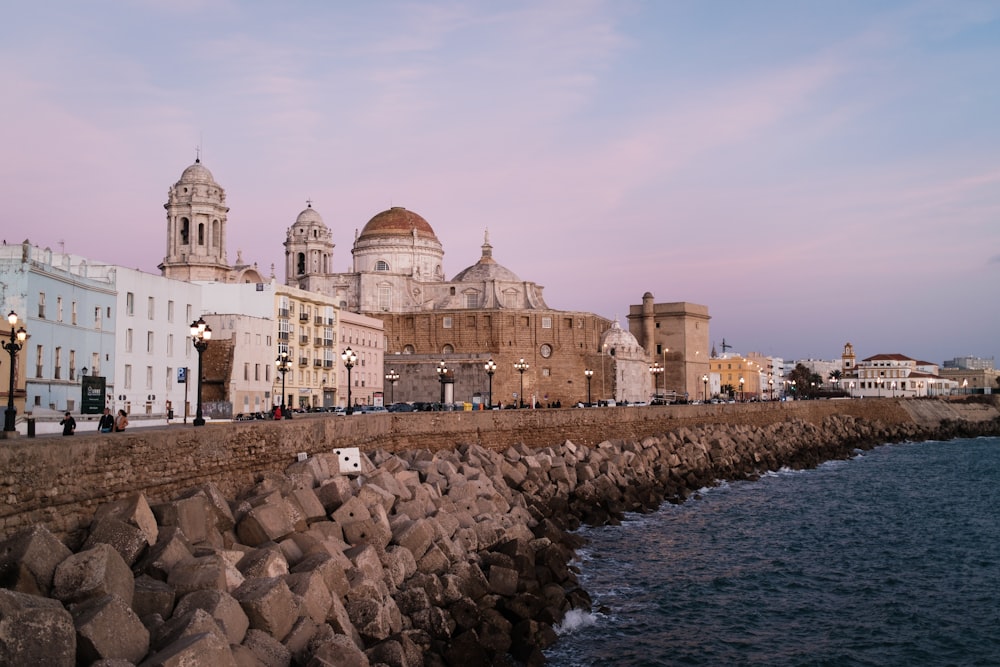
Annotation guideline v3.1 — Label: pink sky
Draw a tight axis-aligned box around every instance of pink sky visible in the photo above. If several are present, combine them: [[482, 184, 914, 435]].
[[2, 1, 998, 365]]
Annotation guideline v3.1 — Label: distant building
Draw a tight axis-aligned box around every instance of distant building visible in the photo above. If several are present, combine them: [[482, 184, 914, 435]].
[[942, 356, 995, 371], [628, 294, 710, 401], [838, 344, 957, 397]]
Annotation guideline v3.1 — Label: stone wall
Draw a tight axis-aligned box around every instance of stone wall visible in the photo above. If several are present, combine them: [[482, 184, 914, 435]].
[[2, 398, 997, 547]]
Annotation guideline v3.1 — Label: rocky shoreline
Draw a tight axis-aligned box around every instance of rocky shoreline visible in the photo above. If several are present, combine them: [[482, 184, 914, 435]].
[[2, 413, 999, 666]]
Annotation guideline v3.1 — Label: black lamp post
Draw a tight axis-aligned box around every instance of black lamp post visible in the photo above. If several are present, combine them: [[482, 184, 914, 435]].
[[768, 377, 774, 401], [385, 369, 399, 404], [190, 317, 212, 426], [484, 359, 496, 409], [739, 377, 745, 403], [649, 362, 663, 402], [584, 368, 593, 406], [436, 360, 448, 405], [342, 347, 357, 414], [702, 374, 709, 402], [276, 351, 291, 414], [514, 358, 529, 408], [3, 312, 27, 433]]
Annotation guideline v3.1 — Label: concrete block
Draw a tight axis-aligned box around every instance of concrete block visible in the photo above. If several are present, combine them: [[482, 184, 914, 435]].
[[167, 554, 231, 596], [285, 570, 332, 625], [0, 524, 73, 596], [71, 594, 150, 664], [237, 546, 289, 579], [135, 527, 193, 581], [288, 488, 327, 525], [172, 589, 249, 645], [333, 447, 361, 475], [241, 627, 292, 667], [53, 543, 134, 606], [93, 492, 159, 547], [151, 607, 227, 653], [83, 516, 150, 567], [133, 574, 176, 620], [179, 483, 236, 532], [235, 502, 295, 547], [331, 495, 370, 526], [315, 476, 355, 512], [139, 629, 237, 667], [152, 496, 213, 545], [0, 588, 76, 667], [307, 632, 370, 666], [233, 576, 297, 642]]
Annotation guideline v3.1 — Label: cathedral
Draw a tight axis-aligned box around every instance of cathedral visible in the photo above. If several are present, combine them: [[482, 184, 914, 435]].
[[158, 157, 709, 407]]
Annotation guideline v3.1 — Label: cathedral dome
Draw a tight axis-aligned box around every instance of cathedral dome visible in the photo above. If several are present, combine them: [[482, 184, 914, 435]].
[[178, 159, 218, 185], [453, 230, 521, 282], [359, 207, 438, 242], [600, 320, 644, 359], [293, 203, 325, 226]]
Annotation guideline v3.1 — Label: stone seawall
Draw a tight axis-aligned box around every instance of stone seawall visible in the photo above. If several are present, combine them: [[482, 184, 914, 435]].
[[1, 398, 997, 546]]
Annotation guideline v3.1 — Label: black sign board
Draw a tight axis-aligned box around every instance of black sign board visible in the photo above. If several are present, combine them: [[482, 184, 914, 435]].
[[81, 376, 107, 414]]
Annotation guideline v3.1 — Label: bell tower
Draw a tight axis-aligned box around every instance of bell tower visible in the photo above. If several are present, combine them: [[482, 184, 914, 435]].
[[283, 202, 335, 292], [842, 342, 856, 375], [159, 158, 232, 282]]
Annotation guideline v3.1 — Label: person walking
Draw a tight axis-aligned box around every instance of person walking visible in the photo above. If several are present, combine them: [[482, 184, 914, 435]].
[[60, 411, 76, 436], [114, 409, 129, 432], [98, 408, 114, 433]]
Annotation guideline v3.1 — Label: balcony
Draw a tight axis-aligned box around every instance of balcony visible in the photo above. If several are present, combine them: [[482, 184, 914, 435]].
[[278, 309, 290, 318], [323, 339, 334, 347], [323, 360, 333, 368], [299, 313, 309, 322], [314, 337, 323, 347], [278, 332, 290, 341], [313, 359, 323, 367], [298, 357, 309, 366], [314, 316, 323, 326], [299, 336, 310, 345]]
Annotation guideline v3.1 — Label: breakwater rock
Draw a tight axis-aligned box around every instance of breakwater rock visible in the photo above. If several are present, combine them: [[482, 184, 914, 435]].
[[2, 412, 999, 666]]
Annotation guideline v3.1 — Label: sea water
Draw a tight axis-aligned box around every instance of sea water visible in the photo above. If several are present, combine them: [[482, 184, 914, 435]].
[[545, 436, 1000, 666]]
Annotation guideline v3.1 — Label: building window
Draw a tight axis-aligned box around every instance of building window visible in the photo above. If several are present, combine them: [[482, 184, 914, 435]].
[[542, 317, 552, 329], [57, 297, 63, 322], [146, 366, 153, 389], [465, 293, 478, 308], [54, 347, 62, 379], [95, 307, 102, 330], [147, 331, 154, 353], [443, 317, 453, 329], [71, 301, 77, 325], [147, 297, 155, 319], [69, 350, 76, 381], [38, 293, 46, 319], [378, 286, 391, 312], [35, 345, 43, 378], [442, 344, 454, 354], [167, 334, 173, 355], [375, 260, 390, 271], [126, 292, 134, 316], [255, 364, 261, 381], [167, 300, 174, 322], [125, 364, 132, 389], [126, 328, 133, 353]]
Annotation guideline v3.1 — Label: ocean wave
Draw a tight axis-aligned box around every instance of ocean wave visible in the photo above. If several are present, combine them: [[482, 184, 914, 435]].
[[554, 608, 600, 635]]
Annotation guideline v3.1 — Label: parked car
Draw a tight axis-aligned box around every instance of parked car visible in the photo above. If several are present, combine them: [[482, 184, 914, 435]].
[[387, 402, 414, 413]]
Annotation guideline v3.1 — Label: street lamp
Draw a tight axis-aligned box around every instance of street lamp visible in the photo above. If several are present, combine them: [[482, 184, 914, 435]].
[[649, 362, 663, 402], [484, 359, 496, 409], [739, 377, 745, 403], [768, 377, 774, 401], [891, 381, 897, 398], [341, 347, 357, 414], [877, 377, 884, 398], [189, 317, 212, 426], [702, 374, 709, 402], [514, 358, 529, 408], [276, 351, 291, 414], [584, 368, 594, 405], [3, 312, 28, 433], [385, 369, 399, 405], [436, 360, 449, 405]]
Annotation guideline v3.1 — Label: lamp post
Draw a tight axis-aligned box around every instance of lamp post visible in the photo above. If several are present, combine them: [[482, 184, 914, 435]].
[[3, 312, 28, 433], [702, 374, 709, 402], [436, 360, 448, 406], [385, 369, 399, 405], [484, 359, 496, 409], [514, 358, 529, 408], [584, 368, 594, 406], [891, 381, 897, 398], [276, 351, 291, 414], [768, 377, 774, 401], [341, 347, 357, 414], [739, 376, 745, 403], [189, 317, 212, 426], [849, 381, 855, 398], [877, 377, 884, 397], [649, 362, 663, 403]]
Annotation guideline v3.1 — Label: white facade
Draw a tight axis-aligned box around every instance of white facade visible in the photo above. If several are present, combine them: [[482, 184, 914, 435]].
[[111, 266, 203, 420]]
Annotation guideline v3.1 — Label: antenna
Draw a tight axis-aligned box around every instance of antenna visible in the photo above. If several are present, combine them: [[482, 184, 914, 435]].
[[720, 338, 732, 354]]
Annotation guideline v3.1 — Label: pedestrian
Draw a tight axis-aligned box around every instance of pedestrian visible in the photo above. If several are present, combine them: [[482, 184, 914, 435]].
[[114, 409, 129, 432], [98, 408, 114, 433], [60, 411, 76, 436], [274, 405, 282, 420]]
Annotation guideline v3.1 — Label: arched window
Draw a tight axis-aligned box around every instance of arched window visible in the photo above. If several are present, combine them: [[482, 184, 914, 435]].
[[297, 253, 306, 275], [375, 260, 390, 272], [403, 345, 415, 354], [197, 223, 205, 245], [212, 220, 220, 249], [442, 344, 454, 354], [180, 218, 190, 244]]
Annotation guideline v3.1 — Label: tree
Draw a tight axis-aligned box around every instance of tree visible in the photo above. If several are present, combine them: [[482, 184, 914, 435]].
[[787, 363, 822, 399]]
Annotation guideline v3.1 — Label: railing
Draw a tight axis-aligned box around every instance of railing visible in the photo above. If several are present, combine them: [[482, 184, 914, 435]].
[[299, 313, 309, 322], [299, 336, 310, 345], [313, 359, 323, 367], [298, 357, 309, 366]]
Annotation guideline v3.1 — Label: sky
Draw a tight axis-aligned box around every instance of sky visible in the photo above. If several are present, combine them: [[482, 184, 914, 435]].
[[2, 0, 999, 365]]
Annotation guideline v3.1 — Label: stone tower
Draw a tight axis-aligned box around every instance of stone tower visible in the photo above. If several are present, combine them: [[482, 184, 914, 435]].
[[284, 202, 335, 292], [159, 158, 232, 282], [842, 342, 856, 376]]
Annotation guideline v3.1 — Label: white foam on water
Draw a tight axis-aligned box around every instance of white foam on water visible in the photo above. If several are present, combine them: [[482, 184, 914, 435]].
[[554, 608, 600, 635]]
